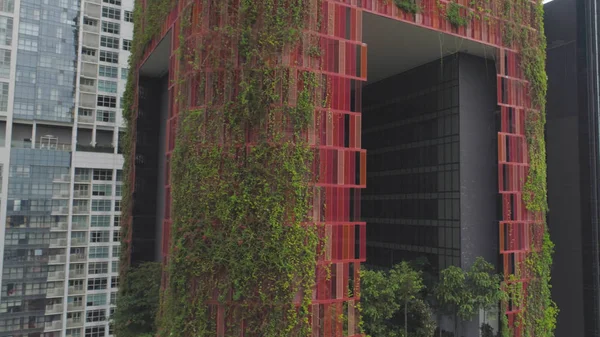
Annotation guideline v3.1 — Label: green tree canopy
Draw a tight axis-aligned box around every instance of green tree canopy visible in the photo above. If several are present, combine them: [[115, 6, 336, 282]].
[[361, 262, 436, 337], [113, 262, 162, 337]]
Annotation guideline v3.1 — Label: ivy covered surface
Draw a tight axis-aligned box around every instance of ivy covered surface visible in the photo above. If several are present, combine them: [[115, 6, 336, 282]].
[[137, 0, 321, 335], [502, 0, 558, 336], [119, 0, 555, 336]]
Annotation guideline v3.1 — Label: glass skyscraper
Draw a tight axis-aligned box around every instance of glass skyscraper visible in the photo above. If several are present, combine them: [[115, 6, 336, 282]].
[[0, 0, 133, 336]]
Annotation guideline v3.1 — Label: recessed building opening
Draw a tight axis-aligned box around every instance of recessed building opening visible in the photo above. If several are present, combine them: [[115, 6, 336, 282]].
[[360, 14, 499, 276], [132, 31, 171, 264]]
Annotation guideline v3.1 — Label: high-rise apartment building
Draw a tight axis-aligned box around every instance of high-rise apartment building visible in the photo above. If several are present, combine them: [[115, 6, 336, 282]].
[[0, 0, 133, 336]]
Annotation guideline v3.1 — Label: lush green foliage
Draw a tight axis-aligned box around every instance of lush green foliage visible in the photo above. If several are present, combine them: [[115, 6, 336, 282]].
[[154, 1, 322, 336], [467, 257, 506, 317], [499, 0, 557, 335], [113, 262, 162, 337], [393, 0, 420, 14], [119, 1, 554, 336], [435, 258, 503, 336], [446, 2, 469, 27], [360, 263, 436, 337]]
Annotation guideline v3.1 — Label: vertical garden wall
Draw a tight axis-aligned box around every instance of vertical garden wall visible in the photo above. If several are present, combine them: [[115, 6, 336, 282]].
[[120, 0, 555, 336]]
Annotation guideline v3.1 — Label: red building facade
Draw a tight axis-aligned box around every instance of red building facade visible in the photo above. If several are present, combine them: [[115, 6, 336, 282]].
[[125, 0, 549, 336]]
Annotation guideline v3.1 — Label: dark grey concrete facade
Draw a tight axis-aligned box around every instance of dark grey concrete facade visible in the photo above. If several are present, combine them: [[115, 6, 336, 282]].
[[361, 52, 498, 335], [362, 53, 497, 274], [545, 0, 599, 335], [458, 53, 498, 270]]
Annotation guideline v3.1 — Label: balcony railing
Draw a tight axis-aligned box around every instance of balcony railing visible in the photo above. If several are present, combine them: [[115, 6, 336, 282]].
[[50, 222, 68, 231], [82, 24, 99, 34], [72, 205, 90, 214], [69, 269, 86, 278], [44, 320, 63, 331], [45, 304, 64, 314], [53, 174, 71, 183], [67, 302, 84, 312], [47, 271, 65, 281], [46, 287, 64, 298], [80, 83, 97, 93], [72, 222, 88, 230], [81, 53, 98, 63], [68, 286, 85, 295], [76, 144, 115, 154], [66, 318, 84, 328], [36, 142, 72, 151], [49, 238, 67, 247], [74, 175, 90, 183], [73, 190, 90, 198], [78, 115, 95, 123], [11, 140, 32, 148], [51, 207, 69, 215], [70, 237, 86, 246], [49, 254, 67, 264], [52, 190, 71, 198], [69, 254, 86, 263]]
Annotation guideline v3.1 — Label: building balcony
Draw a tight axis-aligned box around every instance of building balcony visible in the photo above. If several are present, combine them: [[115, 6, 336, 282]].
[[73, 190, 90, 198], [49, 254, 67, 264], [66, 317, 84, 328], [76, 144, 115, 154], [67, 302, 84, 312], [49, 238, 68, 248], [72, 206, 90, 214], [50, 222, 68, 231], [68, 269, 86, 278], [46, 286, 65, 298], [84, 3, 101, 19], [72, 222, 89, 230], [81, 53, 98, 64], [74, 175, 91, 183], [11, 140, 32, 148], [51, 207, 70, 215], [70, 237, 86, 246], [66, 328, 83, 337], [78, 115, 95, 124], [68, 286, 85, 295], [47, 270, 65, 281], [45, 304, 64, 314], [35, 142, 72, 152], [53, 174, 71, 183], [44, 320, 63, 331], [80, 83, 97, 93], [82, 23, 99, 34], [52, 190, 71, 198], [69, 254, 86, 263]]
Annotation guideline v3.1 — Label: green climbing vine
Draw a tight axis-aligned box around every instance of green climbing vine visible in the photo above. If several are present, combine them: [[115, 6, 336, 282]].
[[446, 1, 469, 27], [149, 0, 322, 336], [499, 0, 557, 336], [119, 0, 556, 336], [393, 0, 420, 14]]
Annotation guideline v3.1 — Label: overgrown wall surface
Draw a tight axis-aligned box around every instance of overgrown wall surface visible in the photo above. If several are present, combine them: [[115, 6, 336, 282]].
[[122, 0, 553, 335]]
